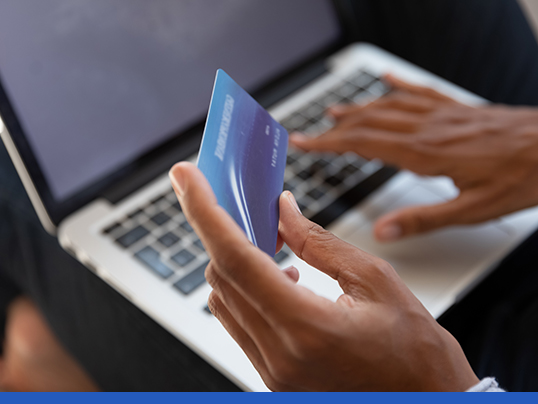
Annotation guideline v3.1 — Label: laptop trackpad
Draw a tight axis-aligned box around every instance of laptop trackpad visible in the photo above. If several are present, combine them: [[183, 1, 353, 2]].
[[340, 184, 514, 314]]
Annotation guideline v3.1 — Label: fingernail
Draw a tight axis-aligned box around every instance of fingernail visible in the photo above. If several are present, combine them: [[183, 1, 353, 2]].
[[286, 191, 302, 214], [169, 165, 185, 197], [378, 223, 402, 242]]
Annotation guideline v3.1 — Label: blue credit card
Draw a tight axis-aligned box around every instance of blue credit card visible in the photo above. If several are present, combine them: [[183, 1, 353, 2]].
[[197, 70, 288, 256]]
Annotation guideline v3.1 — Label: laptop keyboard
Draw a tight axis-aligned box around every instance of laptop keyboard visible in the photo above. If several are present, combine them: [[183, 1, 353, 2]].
[[279, 71, 389, 218], [101, 70, 389, 305]]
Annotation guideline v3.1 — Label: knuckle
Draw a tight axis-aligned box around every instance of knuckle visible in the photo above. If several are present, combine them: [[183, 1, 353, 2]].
[[289, 331, 332, 363], [374, 258, 395, 276], [268, 358, 300, 386], [361, 255, 396, 285], [204, 262, 219, 288], [207, 291, 222, 318], [385, 91, 408, 107], [409, 212, 431, 233], [213, 245, 256, 282], [264, 378, 289, 392], [298, 222, 338, 260]]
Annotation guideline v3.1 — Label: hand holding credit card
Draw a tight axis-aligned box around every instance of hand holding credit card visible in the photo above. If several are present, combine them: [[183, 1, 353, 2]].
[[197, 70, 288, 256]]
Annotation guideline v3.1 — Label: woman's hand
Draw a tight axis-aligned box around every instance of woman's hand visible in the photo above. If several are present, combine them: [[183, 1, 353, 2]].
[[169, 162, 479, 391], [291, 76, 538, 241]]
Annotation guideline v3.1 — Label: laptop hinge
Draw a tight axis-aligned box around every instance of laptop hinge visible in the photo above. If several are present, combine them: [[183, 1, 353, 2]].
[[256, 59, 328, 109], [101, 131, 202, 205]]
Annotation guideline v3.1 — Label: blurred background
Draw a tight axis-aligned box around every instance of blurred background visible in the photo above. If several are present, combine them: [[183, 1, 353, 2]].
[[520, 0, 538, 35]]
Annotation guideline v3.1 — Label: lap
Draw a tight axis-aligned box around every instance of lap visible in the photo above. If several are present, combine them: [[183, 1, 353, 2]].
[[0, 142, 239, 391]]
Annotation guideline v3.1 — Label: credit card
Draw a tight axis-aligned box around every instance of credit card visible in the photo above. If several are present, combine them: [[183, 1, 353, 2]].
[[197, 69, 288, 256]]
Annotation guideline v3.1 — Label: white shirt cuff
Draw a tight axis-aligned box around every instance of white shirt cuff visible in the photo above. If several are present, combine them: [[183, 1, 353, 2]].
[[466, 377, 505, 392]]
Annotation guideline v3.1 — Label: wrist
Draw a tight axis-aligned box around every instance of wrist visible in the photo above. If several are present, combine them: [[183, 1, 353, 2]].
[[412, 324, 479, 392]]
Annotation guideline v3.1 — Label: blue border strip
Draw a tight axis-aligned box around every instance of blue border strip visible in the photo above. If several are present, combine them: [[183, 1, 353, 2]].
[[1, 392, 537, 404]]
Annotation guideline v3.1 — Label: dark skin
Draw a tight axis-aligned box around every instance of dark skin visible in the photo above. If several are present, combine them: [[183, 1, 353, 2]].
[[291, 76, 538, 242], [169, 163, 479, 391]]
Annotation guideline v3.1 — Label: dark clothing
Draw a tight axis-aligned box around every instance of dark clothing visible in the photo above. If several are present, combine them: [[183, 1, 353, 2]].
[[0, 143, 240, 391], [349, 0, 538, 106], [1, 0, 538, 391], [439, 228, 538, 392]]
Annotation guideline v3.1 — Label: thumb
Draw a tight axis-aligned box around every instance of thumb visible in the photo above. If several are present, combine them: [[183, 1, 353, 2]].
[[373, 189, 489, 242], [278, 191, 384, 296]]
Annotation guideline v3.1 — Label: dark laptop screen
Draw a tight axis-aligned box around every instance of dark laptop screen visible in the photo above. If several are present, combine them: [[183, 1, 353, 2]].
[[0, 0, 341, 202]]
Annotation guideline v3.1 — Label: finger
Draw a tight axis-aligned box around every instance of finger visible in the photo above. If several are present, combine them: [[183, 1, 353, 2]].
[[384, 74, 457, 103], [207, 291, 266, 372], [371, 91, 442, 114], [207, 292, 292, 392], [281, 266, 300, 283], [206, 262, 309, 390], [204, 262, 283, 352], [326, 103, 359, 119], [290, 128, 420, 169], [278, 191, 383, 298], [373, 186, 503, 241], [328, 91, 439, 119], [169, 162, 305, 318], [331, 108, 424, 133]]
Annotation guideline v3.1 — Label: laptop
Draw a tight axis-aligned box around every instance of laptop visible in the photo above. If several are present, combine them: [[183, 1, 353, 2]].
[[1, 0, 538, 391]]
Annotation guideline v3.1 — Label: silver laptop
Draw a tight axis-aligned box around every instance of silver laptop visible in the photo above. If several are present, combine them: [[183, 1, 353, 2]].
[[1, 1, 538, 392]]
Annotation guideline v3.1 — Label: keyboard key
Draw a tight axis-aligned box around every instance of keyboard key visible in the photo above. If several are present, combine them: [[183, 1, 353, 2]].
[[286, 113, 308, 130], [301, 102, 325, 119], [286, 154, 297, 165], [315, 117, 334, 132], [150, 212, 171, 226], [274, 250, 289, 264], [283, 181, 296, 192], [318, 92, 341, 108], [307, 188, 326, 201], [158, 232, 180, 248], [181, 221, 194, 233], [351, 90, 372, 104], [335, 82, 357, 98], [116, 225, 149, 248], [103, 222, 121, 234], [302, 122, 324, 135], [349, 72, 376, 89], [362, 160, 383, 174], [367, 80, 390, 97], [193, 239, 205, 251], [296, 170, 312, 181], [173, 261, 209, 295], [135, 246, 174, 279], [325, 174, 344, 187], [171, 249, 196, 267], [296, 120, 315, 133], [297, 201, 308, 212], [342, 164, 359, 176], [171, 201, 182, 212], [309, 160, 329, 175], [288, 149, 303, 160]]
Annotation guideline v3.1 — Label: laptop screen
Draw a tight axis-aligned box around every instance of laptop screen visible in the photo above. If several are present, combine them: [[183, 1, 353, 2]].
[[0, 0, 342, 215]]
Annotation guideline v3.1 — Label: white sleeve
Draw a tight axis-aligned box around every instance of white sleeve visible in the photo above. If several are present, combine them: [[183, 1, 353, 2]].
[[466, 377, 505, 392]]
